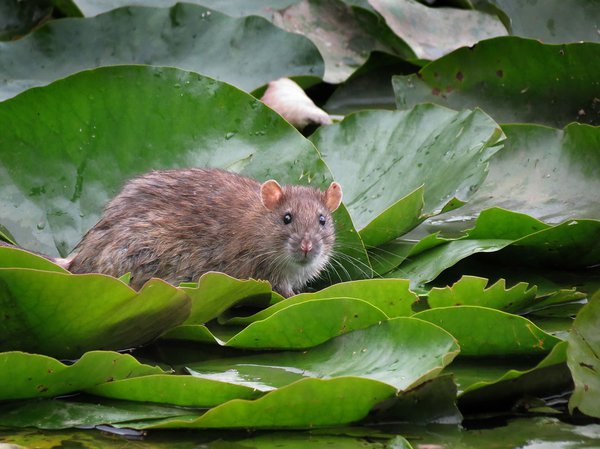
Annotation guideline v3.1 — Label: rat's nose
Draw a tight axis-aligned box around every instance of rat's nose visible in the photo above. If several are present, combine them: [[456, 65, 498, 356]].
[[300, 239, 313, 256]]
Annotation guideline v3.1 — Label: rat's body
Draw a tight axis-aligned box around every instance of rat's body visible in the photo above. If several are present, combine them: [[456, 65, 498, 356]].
[[68, 168, 342, 296]]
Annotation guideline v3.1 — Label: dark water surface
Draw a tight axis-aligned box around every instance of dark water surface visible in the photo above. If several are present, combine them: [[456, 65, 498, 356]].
[[1, 416, 600, 449]]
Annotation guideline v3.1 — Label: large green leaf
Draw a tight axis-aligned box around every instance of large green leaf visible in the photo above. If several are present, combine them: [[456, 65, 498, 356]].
[[369, 0, 507, 61], [0, 398, 196, 430], [310, 105, 504, 247], [72, 0, 299, 18], [0, 65, 365, 280], [0, 0, 52, 41], [428, 275, 537, 313], [389, 208, 600, 288], [393, 37, 600, 128], [367, 375, 462, 425], [567, 296, 600, 418], [164, 297, 388, 349], [0, 246, 67, 273], [0, 269, 190, 358], [455, 342, 571, 412], [130, 378, 396, 429], [221, 278, 418, 325], [0, 351, 163, 400], [479, 0, 600, 43], [180, 272, 272, 325], [186, 318, 459, 391], [0, 4, 324, 100], [418, 124, 600, 235], [414, 306, 561, 356], [271, 0, 414, 83], [86, 374, 262, 407]]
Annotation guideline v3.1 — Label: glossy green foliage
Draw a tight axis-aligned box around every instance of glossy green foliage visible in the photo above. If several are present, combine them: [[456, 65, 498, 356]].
[[0, 351, 163, 400], [1, 0, 599, 433], [415, 306, 561, 356], [370, 0, 507, 60], [310, 106, 504, 246], [567, 297, 600, 418], [0, 268, 190, 358], [393, 37, 600, 128], [0, 4, 323, 100]]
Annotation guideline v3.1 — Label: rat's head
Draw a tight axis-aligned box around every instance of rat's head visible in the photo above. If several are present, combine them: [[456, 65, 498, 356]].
[[260, 179, 342, 284]]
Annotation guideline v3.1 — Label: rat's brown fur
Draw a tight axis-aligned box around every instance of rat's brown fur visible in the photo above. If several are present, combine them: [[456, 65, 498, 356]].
[[68, 168, 342, 296]]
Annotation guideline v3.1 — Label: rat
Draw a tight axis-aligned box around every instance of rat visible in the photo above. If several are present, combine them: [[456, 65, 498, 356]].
[[66, 168, 343, 297]]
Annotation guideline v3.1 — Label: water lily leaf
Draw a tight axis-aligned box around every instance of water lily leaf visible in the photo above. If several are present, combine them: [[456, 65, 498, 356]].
[[128, 377, 397, 429], [0, 3, 324, 100], [414, 306, 561, 356], [180, 272, 273, 325], [0, 269, 190, 358], [271, 0, 414, 83], [310, 105, 505, 247], [0, 246, 67, 273], [388, 208, 600, 288], [428, 275, 537, 313], [454, 342, 572, 411], [221, 279, 418, 325], [0, 0, 52, 41], [567, 297, 600, 418], [479, 0, 600, 43], [73, 0, 298, 18], [0, 351, 163, 400], [137, 318, 459, 428], [0, 398, 194, 430], [0, 65, 366, 285], [324, 54, 415, 116], [86, 374, 262, 407], [431, 256, 595, 307], [393, 37, 600, 128], [368, 375, 462, 425], [418, 124, 600, 235], [369, 0, 507, 61], [187, 318, 459, 392], [164, 297, 388, 349], [454, 341, 567, 395]]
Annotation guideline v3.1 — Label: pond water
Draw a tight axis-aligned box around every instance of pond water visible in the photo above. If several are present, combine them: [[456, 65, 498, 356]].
[[1, 416, 599, 449]]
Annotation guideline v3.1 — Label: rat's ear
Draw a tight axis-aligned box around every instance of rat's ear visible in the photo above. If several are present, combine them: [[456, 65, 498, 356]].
[[324, 182, 342, 212], [261, 180, 284, 211]]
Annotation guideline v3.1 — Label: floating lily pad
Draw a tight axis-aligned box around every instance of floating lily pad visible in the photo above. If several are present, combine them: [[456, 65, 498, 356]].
[[414, 306, 561, 356], [0, 4, 324, 100], [567, 296, 600, 418], [180, 272, 273, 325], [417, 123, 600, 235], [0, 268, 190, 358], [164, 297, 388, 349], [369, 0, 507, 61], [310, 105, 504, 247], [187, 318, 459, 391], [428, 275, 537, 313], [0, 246, 67, 273], [221, 278, 418, 325], [271, 0, 414, 83], [481, 0, 600, 43], [453, 341, 568, 396], [389, 208, 600, 288], [0, 351, 163, 400], [393, 37, 600, 128], [86, 374, 262, 407]]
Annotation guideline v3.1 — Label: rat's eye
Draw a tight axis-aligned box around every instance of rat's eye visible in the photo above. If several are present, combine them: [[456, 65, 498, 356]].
[[283, 213, 293, 225], [319, 214, 326, 226]]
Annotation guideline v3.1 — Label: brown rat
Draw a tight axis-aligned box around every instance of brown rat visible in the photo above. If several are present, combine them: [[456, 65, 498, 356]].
[[67, 168, 343, 297]]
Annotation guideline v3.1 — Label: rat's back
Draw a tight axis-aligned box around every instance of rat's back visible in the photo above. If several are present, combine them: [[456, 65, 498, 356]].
[[69, 168, 261, 288]]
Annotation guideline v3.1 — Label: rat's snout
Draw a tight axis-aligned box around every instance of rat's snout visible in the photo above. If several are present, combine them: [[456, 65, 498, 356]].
[[300, 238, 313, 256]]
